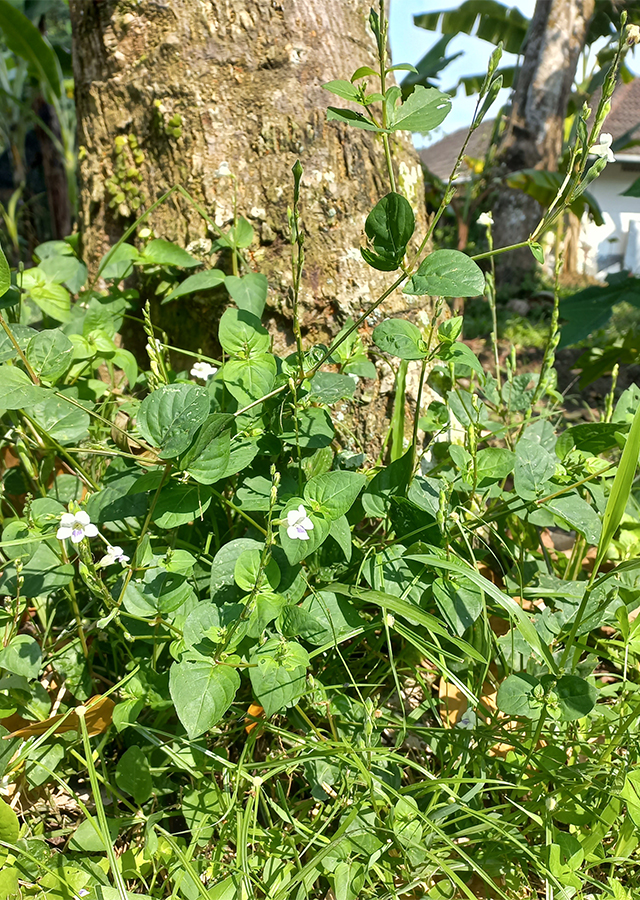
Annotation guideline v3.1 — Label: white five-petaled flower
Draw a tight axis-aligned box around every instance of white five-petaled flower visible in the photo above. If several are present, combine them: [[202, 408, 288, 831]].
[[286, 504, 314, 541], [101, 545, 130, 566], [57, 511, 98, 544], [590, 132, 615, 163], [190, 361, 218, 381], [477, 211, 494, 227]]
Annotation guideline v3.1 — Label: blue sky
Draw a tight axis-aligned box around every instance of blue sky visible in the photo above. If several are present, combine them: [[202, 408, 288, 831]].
[[388, 0, 639, 144]]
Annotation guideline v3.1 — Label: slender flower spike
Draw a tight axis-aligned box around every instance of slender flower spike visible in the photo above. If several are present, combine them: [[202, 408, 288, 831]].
[[190, 361, 218, 381], [57, 511, 98, 544], [590, 133, 615, 163], [100, 545, 131, 567], [286, 504, 314, 541]]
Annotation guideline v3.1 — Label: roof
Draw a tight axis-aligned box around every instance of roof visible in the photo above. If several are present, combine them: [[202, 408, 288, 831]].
[[420, 77, 640, 180]]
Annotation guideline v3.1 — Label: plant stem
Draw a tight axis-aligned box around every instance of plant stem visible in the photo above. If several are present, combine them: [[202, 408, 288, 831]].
[[77, 704, 129, 900]]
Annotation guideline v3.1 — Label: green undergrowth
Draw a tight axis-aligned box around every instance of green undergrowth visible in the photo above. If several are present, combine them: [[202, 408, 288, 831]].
[[0, 8, 640, 900]]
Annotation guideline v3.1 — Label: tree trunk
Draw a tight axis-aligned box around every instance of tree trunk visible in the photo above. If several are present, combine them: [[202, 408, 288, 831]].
[[493, 0, 594, 285], [68, 0, 427, 354]]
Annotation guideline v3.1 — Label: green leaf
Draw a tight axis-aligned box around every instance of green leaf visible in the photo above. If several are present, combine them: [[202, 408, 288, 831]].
[[555, 674, 597, 721], [558, 272, 640, 348], [0, 366, 47, 410], [558, 421, 627, 456], [0, 866, 18, 898], [361, 450, 413, 518], [225, 272, 269, 318], [595, 403, 640, 571], [137, 383, 209, 458], [21, 269, 71, 322], [475, 447, 515, 483], [0, 634, 42, 678], [26, 330, 74, 383], [31, 392, 90, 445], [162, 268, 225, 303], [334, 860, 366, 900], [152, 482, 213, 529], [304, 471, 366, 520], [406, 552, 558, 672], [496, 672, 540, 718], [140, 239, 199, 268], [0, 324, 36, 364], [308, 372, 356, 404], [39, 255, 87, 293], [115, 745, 153, 805], [249, 638, 309, 717], [219, 308, 270, 357], [69, 817, 120, 852], [323, 79, 361, 101], [351, 66, 378, 81], [433, 576, 484, 635], [180, 413, 233, 484], [170, 656, 240, 738], [217, 216, 252, 251], [544, 493, 602, 545], [438, 341, 483, 375], [513, 437, 556, 499], [404, 249, 485, 297], [99, 243, 140, 280], [529, 241, 545, 264], [0, 0, 63, 99], [388, 85, 451, 134], [0, 243, 10, 299], [234, 547, 279, 593], [280, 407, 334, 449], [414, 2, 529, 56], [335, 584, 483, 659], [373, 319, 426, 359], [0, 796, 19, 844], [326, 107, 382, 132], [623, 176, 640, 197], [361, 193, 415, 270], [123, 567, 194, 617], [223, 354, 277, 407]]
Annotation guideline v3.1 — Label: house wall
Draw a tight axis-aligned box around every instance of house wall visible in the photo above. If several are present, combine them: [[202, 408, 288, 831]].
[[580, 161, 640, 277]]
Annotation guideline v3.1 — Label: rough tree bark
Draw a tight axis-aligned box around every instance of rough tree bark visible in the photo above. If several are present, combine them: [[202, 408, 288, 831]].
[[493, 0, 595, 284], [68, 0, 427, 356]]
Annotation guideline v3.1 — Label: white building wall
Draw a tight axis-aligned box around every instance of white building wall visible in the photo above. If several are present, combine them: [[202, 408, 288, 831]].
[[580, 162, 640, 278]]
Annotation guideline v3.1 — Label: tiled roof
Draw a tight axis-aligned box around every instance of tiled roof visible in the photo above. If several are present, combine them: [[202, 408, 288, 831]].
[[420, 77, 640, 179]]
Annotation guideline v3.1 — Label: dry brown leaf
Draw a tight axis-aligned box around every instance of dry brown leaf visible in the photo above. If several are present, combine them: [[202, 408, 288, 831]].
[[4, 695, 115, 740]]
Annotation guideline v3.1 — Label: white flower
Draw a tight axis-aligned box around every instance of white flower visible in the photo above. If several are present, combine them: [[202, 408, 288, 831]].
[[100, 545, 130, 567], [627, 24, 640, 45], [73, 891, 90, 900], [57, 511, 98, 544], [190, 361, 218, 381], [214, 161, 232, 177], [286, 504, 314, 541], [590, 132, 615, 163], [477, 211, 494, 226]]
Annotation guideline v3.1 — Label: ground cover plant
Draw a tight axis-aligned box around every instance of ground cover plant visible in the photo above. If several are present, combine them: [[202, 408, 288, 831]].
[[1, 9, 640, 900]]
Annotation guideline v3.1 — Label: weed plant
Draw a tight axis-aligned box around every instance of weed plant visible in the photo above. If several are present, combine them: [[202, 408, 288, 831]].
[[0, 9, 639, 900]]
